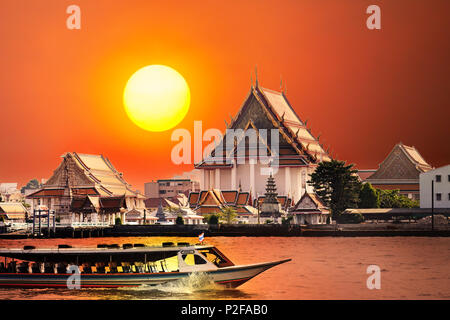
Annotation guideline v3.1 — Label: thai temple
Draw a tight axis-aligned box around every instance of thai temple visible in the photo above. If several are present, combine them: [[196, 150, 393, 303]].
[[194, 77, 331, 206], [26, 152, 146, 225], [365, 143, 433, 200]]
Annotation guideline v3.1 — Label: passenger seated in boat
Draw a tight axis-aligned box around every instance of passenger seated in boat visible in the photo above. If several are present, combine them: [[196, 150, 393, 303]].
[[18, 262, 28, 273], [96, 264, 105, 273], [44, 263, 53, 273], [32, 263, 40, 273], [9, 261, 17, 273], [120, 263, 129, 273], [58, 264, 67, 274], [0, 262, 4, 273]]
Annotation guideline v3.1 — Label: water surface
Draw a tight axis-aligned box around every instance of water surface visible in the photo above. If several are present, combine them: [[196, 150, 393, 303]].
[[0, 237, 449, 299]]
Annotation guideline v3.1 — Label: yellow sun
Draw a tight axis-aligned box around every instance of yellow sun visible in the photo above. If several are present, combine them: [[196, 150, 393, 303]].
[[123, 65, 190, 132]]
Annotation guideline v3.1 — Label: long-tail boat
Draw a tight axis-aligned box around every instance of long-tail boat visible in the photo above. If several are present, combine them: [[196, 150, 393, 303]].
[[0, 242, 290, 288]]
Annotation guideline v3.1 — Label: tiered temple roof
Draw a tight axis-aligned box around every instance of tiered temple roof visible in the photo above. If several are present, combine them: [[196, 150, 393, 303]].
[[70, 195, 127, 214], [195, 82, 330, 169], [256, 195, 293, 211], [188, 189, 256, 216], [27, 153, 145, 199], [0, 202, 27, 220]]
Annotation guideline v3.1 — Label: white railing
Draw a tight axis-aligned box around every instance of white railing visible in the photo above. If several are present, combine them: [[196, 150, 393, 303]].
[[56, 222, 111, 228], [72, 221, 111, 228]]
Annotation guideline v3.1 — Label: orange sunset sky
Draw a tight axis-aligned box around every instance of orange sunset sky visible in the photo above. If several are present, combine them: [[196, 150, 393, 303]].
[[1, 0, 449, 192]]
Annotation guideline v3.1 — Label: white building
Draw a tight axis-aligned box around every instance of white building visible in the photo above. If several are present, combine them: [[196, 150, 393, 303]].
[[420, 165, 450, 208]]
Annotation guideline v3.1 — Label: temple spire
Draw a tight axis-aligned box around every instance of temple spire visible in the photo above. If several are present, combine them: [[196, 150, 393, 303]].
[[255, 66, 259, 87]]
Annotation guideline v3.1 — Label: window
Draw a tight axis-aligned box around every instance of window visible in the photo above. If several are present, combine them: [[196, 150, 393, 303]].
[[436, 193, 442, 201], [182, 254, 207, 265], [448, 193, 450, 201], [436, 175, 441, 182], [448, 175, 450, 182]]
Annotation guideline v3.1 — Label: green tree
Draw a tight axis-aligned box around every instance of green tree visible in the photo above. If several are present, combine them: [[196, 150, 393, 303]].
[[175, 215, 184, 225], [21, 200, 31, 209], [359, 182, 380, 208], [206, 214, 219, 225], [220, 207, 238, 224], [378, 189, 419, 208], [115, 217, 122, 225], [282, 216, 293, 225], [21, 179, 40, 193], [308, 159, 361, 217]]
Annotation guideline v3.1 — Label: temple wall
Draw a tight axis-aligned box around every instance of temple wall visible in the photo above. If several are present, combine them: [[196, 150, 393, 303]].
[[220, 169, 232, 190], [198, 164, 315, 203]]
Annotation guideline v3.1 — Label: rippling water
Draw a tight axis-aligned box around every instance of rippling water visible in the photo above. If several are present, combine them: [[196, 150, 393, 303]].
[[0, 237, 449, 299]]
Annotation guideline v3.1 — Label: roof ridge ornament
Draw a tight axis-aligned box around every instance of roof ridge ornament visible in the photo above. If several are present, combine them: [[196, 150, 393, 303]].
[[255, 65, 259, 87]]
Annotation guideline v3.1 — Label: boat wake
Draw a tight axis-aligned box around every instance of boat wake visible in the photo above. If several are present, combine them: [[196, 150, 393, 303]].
[[150, 272, 220, 294]]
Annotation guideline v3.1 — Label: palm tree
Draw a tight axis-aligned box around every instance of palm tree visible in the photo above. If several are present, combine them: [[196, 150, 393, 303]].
[[220, 207, 237, 224]]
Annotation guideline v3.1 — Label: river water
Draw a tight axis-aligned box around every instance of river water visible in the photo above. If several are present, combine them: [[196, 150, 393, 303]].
[[0, 237, 449, 300]]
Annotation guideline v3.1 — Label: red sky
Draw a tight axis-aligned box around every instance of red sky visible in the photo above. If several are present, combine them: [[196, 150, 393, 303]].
[[1, 0, 449, 192]]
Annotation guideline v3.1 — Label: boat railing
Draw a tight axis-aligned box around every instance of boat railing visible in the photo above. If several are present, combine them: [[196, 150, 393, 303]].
[[57, 222, 111, 228]]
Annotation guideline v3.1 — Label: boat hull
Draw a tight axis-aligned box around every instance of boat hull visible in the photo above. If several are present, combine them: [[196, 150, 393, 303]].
[[0, 259, 290, 289]]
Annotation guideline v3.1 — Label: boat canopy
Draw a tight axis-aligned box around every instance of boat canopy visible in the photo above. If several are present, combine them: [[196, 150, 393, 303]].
[[0, 245, 217, 264]]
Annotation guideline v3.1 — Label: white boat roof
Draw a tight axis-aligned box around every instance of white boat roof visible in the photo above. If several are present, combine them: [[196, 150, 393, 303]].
[[0, 244, 214, 256]]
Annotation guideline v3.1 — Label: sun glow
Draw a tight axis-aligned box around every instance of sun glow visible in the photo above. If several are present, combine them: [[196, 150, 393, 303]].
[[123, 65, 190, 132]]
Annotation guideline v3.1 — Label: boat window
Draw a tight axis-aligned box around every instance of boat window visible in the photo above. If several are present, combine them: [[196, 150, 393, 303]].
[[182, 254, 207, 265], [199, 250, 219, 263]]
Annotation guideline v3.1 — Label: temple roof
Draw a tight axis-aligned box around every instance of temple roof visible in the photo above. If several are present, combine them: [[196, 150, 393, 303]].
[[256, 195, 293, 211], [27, 152, 144, 199], [0, 202, 27, 214], [196, 82, 330, 169], [70, 195, 127, 213], [188, 189, 256, 216], [367, 143, 433, 181], [291, 192, 329, 213]]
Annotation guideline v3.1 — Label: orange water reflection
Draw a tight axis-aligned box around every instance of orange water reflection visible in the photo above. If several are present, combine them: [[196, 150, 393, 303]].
[[0, 237, 449, 300]]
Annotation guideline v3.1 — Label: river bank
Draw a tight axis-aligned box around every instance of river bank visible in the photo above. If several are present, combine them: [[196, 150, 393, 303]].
[[0, 222, 449, 239]]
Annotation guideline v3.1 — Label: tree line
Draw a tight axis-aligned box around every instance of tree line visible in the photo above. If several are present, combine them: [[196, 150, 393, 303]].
[[309, 159, 419, 221]]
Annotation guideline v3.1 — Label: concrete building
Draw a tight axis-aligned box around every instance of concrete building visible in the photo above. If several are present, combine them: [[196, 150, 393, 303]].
[[420, 165, 450, 209], [0, 183, 21, 202], [144, 179, 200, 199]]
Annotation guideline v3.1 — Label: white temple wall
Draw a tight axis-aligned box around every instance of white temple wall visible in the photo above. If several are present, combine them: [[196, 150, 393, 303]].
[[220, 169, 232, 190], [198, 163, 317, 203]]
